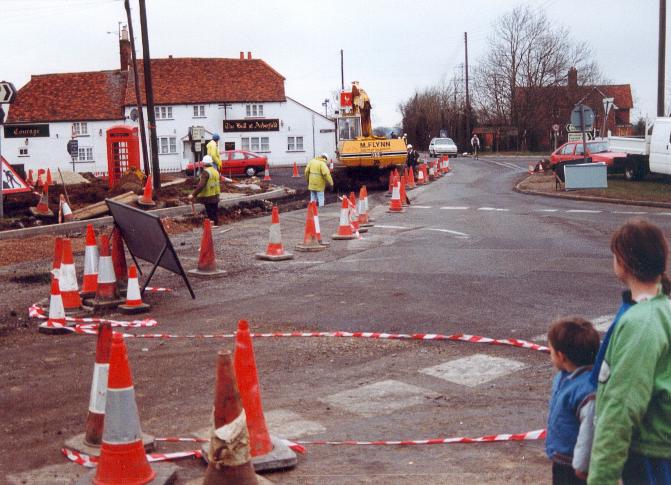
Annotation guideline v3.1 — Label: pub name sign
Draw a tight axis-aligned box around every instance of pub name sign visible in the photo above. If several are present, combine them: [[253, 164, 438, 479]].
[[223, 119, 279, 133]]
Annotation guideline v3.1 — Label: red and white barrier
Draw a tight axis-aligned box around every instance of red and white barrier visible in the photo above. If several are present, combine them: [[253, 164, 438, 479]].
[[62, 447, 202, 468]]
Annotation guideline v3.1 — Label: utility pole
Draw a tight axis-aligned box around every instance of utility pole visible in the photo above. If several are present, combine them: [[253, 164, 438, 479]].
[[464, 32, 471, 143], [340, 49, 344, 91], [658, 0, 666, 116], [124, 0, 150, 175], [138, 0, 161, 191]]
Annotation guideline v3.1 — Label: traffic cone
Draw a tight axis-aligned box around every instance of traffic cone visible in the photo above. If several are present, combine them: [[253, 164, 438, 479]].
[[38, 278, 69, 335], [59, 238, 82, 311], [59, 194, 73, 223], [292, 161, 299, 177], [358, 187, 370, 227], [46, 168, 53, 186], [189, 218, 227, 277], [360, 185, 374, 225], [137, 174, 156, 207], [86, 235, 123, 310], [263, 162, 271, 181], [27, 169, 34, 187], [312, 202, 329, 246], [296, 202, 326, 252], [92, 333, 172, 485], [416, 165, 426, 185], [329, 159, 334, 172], [30, 182, 53, 217], [118, 265, 151, 314], [37, 168, 45, 187], [349, 192, 367, 234], [408, 166, 416, 189], [233, 320, 297, 471], [50, 237, 63, 282], [332, 197, 356, 240], [386, 170, 394, 197], [81, 225, 99, 298], [445, 157, 451, 173], [203, 350, 258, 485], [83, 322, 112, 449], [400, 175, 408, 207], [111, 226, 128, 291], [256, 206, 293, 260], [388, 180, 405, 213]]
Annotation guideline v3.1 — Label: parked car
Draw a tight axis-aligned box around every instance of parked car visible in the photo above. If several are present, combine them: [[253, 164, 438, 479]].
[[549, 140, 627, 171], [428, 137, 458, 157], [185, 150, 268, 177]]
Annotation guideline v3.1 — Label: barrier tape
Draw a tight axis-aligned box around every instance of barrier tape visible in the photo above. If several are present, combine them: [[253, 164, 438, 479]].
[[61, 447, 202, 468], [145, 287, 173, 293], [29, 304, 158, 328]]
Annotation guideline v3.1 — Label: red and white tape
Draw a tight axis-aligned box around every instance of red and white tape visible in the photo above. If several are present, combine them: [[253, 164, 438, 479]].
[[145, 287, 173, 293], [61, 447, 202, 468], [29, 304, 157, 328]]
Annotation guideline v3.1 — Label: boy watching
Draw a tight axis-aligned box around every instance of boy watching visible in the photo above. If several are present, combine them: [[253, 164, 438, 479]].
[[546, 317, 600, 484]]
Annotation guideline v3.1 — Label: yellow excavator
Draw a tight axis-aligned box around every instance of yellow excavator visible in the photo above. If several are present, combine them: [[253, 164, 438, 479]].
[[335, 82, 407, 172]]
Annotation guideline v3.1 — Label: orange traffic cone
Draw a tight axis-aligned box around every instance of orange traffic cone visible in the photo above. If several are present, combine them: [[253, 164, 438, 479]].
[[360, 185, 374, 226], [50, 237, 63, 282], [416, 165, 426, 185], [388, 180, 405, 213], [400, 176, 408, 207], [332, 197, 356, 240], [38, 278, 69, 335], [111, 226, 128, 291], [118, 265, 151, 314], [189, 218, 227, 277], [46, 168, 53, 186], [263, 162, 271, 181], [81, 225, 99, 298], [59, 194, 73, 223], [256, 206, 293, 260], [349, 192, 367, 234], [30, 182, 53, 217], [60, 239, 82, 311], [296, 202, 326, 252], [86, 235, 122, 310], [292, 161, 299, 177], [92, 333, 171, 485], [312, 202, 329, 246], [37, 168, 45, 187], [27, 169, 34, 187], [386, 170, 394, 197], [203, 350, 258, 484], [408, 166, 416, 189], [137, 175, 156, 207], [233, 320, 298, 471]]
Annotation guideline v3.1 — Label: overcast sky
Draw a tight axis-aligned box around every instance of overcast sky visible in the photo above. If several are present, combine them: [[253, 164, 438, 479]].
[[0, 0, 666, 128]]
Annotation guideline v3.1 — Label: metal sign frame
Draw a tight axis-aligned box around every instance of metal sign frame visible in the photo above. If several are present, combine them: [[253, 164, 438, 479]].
[[106, 199, 195, 298]]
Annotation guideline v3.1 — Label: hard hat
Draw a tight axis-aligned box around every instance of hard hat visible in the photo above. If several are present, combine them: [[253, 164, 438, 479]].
[[321, 153, 329, 159], [407, 144, 413, 149], [202, 155, 214, 166], [212, 133, 220, 141]]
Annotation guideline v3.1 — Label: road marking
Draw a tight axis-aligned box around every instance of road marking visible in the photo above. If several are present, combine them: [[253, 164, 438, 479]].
[[420, 354, 526, 387], [612, 211, 647, 215], [440, 206, 470, 210], [410, 205, 432, 209], [375, 225, 410, 229], [535, 209, 559, 212], [426, 228, 469, 238], [654, 212, 671, 216], [592, 314, 616, 332], [492, 161, 522, 170], [566, 209, 602, 213], [477, 207, 509, 212], [320, 380, 439, 417], [265, 409, 326, 439]]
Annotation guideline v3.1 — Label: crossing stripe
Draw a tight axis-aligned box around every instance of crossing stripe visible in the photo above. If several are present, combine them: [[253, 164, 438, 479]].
[[440, 206, 470, 210], [426, 228, 469, 238]]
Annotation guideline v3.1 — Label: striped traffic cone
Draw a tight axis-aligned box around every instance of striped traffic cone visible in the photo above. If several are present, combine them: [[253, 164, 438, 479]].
[[296, 202, 326, 252], [59, 239, 82, 311], [388, 180, 405, 213], [91, 333, 172, 485], [349, 192, 367, 234], [118, 265, 151, 314], [312, 202, 329, 246], [46, 168, 53, 186], [292, 161, 299, 177], [416, 165, 426, 185], [400, 176, 408, 207], [386, 170, 394, 197], [38, 278, 69, 335], [111, 226, 128, 291], [360, 185, 374, 225], [27, 169, 34, 187], [188, 218, 226, 278], [50, 237, 63, 282], [332, 197, 356, 240], [444, 157, 451, 173], [263, 162, 271, 181], [408, 166, 416, 189], [256, 206, 293, 261], [86, 235, 123, 310], [329, 159, 334, 172], [30, 182, 53, 217], [81, 225, 99, 298], [59, 194, 73, 223], [137, 175, 156, 207]]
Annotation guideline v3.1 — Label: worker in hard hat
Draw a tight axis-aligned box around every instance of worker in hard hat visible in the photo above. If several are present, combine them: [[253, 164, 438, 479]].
[[206, 133, 222, 171], [189, 155, 221, 225], [304, 153, 334, 207], [406, 143, 419, 175]]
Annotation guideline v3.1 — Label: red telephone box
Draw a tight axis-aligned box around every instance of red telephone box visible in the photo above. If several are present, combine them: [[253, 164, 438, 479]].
[[106, 125, 140, 187]]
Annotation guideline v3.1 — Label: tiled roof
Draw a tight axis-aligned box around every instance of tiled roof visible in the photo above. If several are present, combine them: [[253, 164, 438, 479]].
[[7, 70, 128, 123], [124, 58, 286, 106], [594, 84, 633, 109]]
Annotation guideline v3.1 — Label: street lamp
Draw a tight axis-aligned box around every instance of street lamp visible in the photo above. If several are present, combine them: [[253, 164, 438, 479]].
[[322, 98, 330, 117]]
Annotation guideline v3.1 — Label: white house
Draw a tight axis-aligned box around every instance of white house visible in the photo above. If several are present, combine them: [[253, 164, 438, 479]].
[[2, 28, 335, 177]]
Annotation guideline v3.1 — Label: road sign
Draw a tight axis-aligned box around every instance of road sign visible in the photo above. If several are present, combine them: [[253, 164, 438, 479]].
[[570, 105, 595, 131], [67, 139, 79, 158], [0, 81, 17, 104], [568, 132, 594, 142], [602, 97, 615, 116], [552, 124, 559, 132]]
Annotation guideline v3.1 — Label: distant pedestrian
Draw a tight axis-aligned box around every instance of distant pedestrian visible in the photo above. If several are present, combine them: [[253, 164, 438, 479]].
[[471, 133, 480, 159], [546, 317, 600, 485], [406, 144, 419, 174], [304, 153, 333, 207], [588, 219, 671, 484], [189, 155, 221, 225], [206, 133, 222, 171]]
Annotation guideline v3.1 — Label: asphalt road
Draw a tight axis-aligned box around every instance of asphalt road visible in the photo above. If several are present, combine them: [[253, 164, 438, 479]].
[[5, 156, 671, 484]]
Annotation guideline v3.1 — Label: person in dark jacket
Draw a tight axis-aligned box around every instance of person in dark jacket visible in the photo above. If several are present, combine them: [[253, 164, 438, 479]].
[[406, 144, 419, 174]]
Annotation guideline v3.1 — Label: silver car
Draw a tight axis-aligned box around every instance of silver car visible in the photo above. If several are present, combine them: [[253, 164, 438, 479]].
[[429, 137, 458, 157]]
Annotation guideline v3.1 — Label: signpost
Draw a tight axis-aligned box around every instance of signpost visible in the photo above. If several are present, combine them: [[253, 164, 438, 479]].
[[0, 81, 18, 219], [67, 137, 78, 172], [602, 97, 615, 137], [570, 104, 594, 159]]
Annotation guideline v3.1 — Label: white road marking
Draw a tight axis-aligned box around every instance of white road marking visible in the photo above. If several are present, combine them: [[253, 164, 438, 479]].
[[493, 161, 522, 171], [320, 380, 439, 417], [592, 314, 616, 332], [654, 212, 671, 216], [426, 228, 469, 238], [612, 211, 647, 215], [375, 225, 410, 229], [478, 207, 509, 212], [410, 205, 432, 209], [566, 210, 602, 213], [420, 354, 527, 387], [440, 206, 470, 210], [535, 209, 559, 212], [265, 409, 326, 439]]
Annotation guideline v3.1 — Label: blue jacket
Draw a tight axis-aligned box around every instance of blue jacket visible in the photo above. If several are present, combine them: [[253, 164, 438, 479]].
[[546, 366, 595, 464]]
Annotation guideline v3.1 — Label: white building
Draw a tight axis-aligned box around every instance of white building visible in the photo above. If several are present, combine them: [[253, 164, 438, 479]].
[[2, 29, 335, 176]]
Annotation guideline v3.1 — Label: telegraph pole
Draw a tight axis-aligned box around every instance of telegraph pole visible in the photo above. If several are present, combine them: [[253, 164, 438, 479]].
[[464, 32, 471, 142], [138, 0, 161, 191], [658, 0, 666, 116], [340, 49, 344, 91]]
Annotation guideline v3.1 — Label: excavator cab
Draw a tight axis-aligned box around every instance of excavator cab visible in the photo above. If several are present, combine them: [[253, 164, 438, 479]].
[[337, 115, 361, 141]]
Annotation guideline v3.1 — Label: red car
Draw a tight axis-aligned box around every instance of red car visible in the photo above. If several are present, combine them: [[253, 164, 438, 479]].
[[549, 141, 627, 171], [185, 150, 268, 177]]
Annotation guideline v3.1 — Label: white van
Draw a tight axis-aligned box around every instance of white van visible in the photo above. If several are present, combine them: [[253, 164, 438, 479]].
[[608, 117, 671, 180]]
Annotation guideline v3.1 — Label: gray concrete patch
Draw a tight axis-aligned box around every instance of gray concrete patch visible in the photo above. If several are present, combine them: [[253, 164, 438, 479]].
[[419, 354, 527, 387], [264, 409, 326, 439], [7, 463, 88, 484]]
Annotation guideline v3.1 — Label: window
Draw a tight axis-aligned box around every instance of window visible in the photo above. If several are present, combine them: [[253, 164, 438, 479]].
[[158, 136, 177, 154], [18, 147, 29, 157], [155, 106, 173, 119], [193, 105, 205, 117], [575, 144, 585, 155], [245, 104, 264, 117], [241, 136, 269, 152], [560, 144, 574, 155], [231, 152, 245, 161], [287, 136, 304, 151], [77, 147, 94, 162], [72, 122, 88, 136]]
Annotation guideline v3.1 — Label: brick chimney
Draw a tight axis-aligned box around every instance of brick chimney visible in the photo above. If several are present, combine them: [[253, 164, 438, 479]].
[[239, 51, 244, 59], [247, 51, 252, 60], [119, 25, 131, 71], [567, 67, 578, 88]]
